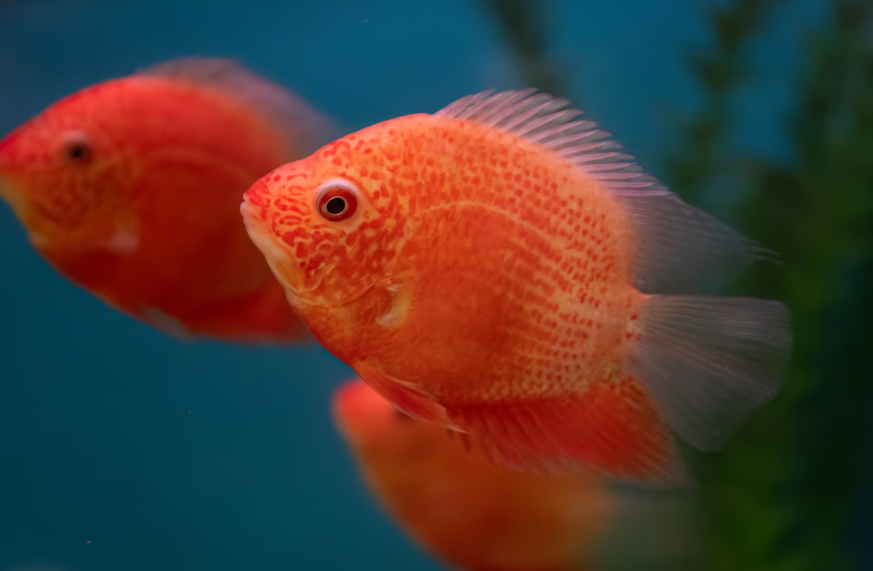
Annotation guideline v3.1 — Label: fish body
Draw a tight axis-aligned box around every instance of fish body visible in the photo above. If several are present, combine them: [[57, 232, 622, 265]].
[[334, 378, 611, 571], [0, 58, 336, 342], [243, 91, 792, 482]]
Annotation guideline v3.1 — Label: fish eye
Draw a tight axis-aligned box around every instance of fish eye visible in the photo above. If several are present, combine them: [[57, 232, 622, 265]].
[[316, 179, 359, 222], [60, 132, 93, 164]]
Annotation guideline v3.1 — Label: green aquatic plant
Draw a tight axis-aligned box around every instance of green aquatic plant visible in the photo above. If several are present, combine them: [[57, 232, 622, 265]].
[[482, 0, 873, 569], [670, 1, 873, 570]]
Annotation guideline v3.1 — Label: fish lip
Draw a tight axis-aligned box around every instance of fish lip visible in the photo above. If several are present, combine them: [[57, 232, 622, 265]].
[[239, 197, 270, 246], [0, 176, 50, 247], [239, 196, 259, 225], [240, 198, 310, 296], [0, 174, 12, 201], [0, 174, 30, 220]]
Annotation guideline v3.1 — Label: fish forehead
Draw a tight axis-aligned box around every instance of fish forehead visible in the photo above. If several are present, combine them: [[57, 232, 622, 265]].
[[1, 82, 157, 171], [42, 77, 281, 154], [32, 79, 157, 138], [305, 113, 587, 222], [4, 73, 273, 168], [4, 75, 274, 192]]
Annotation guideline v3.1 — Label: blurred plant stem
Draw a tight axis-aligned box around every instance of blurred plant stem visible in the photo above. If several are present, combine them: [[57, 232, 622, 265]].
[[475, 0, 566, 96], [665, 0, 784, 205], [669, 1, 873, 570]]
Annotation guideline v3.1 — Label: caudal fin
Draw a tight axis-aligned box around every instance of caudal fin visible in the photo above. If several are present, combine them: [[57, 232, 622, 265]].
[[629, 295, 793, 452]]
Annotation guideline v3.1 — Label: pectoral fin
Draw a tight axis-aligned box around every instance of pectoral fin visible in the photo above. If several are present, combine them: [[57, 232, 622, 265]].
[[354, 360, 462, 431]]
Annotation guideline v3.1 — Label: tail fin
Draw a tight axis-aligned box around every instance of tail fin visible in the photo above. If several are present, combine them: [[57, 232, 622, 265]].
[[629, 295, 793, 451]]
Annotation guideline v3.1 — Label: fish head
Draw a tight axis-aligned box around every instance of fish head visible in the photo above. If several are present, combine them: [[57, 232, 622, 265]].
[[241, 124, 416, 308], [0, 83, 142, 257]]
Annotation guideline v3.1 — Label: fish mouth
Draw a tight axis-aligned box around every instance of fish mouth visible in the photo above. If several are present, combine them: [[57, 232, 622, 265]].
[[241, 193, 342, 301], [240, 196, 313, 297], [242, 199, 289, 281], [0, 187, 52, 248], [0, 175, 40, 243], [0, 175, 26, 217]]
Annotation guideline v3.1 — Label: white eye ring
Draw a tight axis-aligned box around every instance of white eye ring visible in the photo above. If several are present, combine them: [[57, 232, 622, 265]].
[[315, 178, 360, 222]]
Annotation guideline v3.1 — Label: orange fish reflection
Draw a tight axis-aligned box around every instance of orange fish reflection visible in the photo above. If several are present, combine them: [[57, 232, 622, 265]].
[[334, 378, 612, 571]]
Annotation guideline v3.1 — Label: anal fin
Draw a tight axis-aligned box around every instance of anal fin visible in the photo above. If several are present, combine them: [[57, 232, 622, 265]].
[[449, 377, 691, 487]]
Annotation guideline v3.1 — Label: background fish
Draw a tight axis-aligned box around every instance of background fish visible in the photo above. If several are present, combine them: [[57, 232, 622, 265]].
[[0, 57, 338, 342]]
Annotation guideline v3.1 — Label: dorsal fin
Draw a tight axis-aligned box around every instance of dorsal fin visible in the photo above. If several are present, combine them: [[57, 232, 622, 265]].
[[138, 57, 341, 158], [434, 90, 768, 294]]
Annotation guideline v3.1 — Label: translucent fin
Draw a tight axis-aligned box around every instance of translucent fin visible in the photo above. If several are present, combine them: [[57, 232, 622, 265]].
[[628, 295, 793, 451], [140, 57, 340, 157], [449, 379, 692, 487], [619, 193, 771, 294], [434, 90, 767, 294], [354, 360, 462, 431]]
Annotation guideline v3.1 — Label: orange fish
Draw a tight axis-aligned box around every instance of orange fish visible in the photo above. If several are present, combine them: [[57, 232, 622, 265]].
[[334, 378, 612, 571], [242, 90, 793, 482], [0, 58, 337, 342]]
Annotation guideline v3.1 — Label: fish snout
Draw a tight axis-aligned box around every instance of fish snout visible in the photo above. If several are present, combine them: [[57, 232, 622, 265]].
[[240, 176, 274, 223], [0, 174, 32, 226], [240, 183, 306, 294], [240, 176, 278, 247]]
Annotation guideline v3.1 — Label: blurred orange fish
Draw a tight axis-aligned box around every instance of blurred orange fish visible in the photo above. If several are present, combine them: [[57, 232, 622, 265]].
[[334, 378, 612, 571], [242, 90, 793, 482], [0, 58, 336, 342]]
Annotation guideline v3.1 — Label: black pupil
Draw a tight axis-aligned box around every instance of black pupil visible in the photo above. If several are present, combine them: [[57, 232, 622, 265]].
[[325, 196, 346, 215], [65, 143, 90, 161]]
